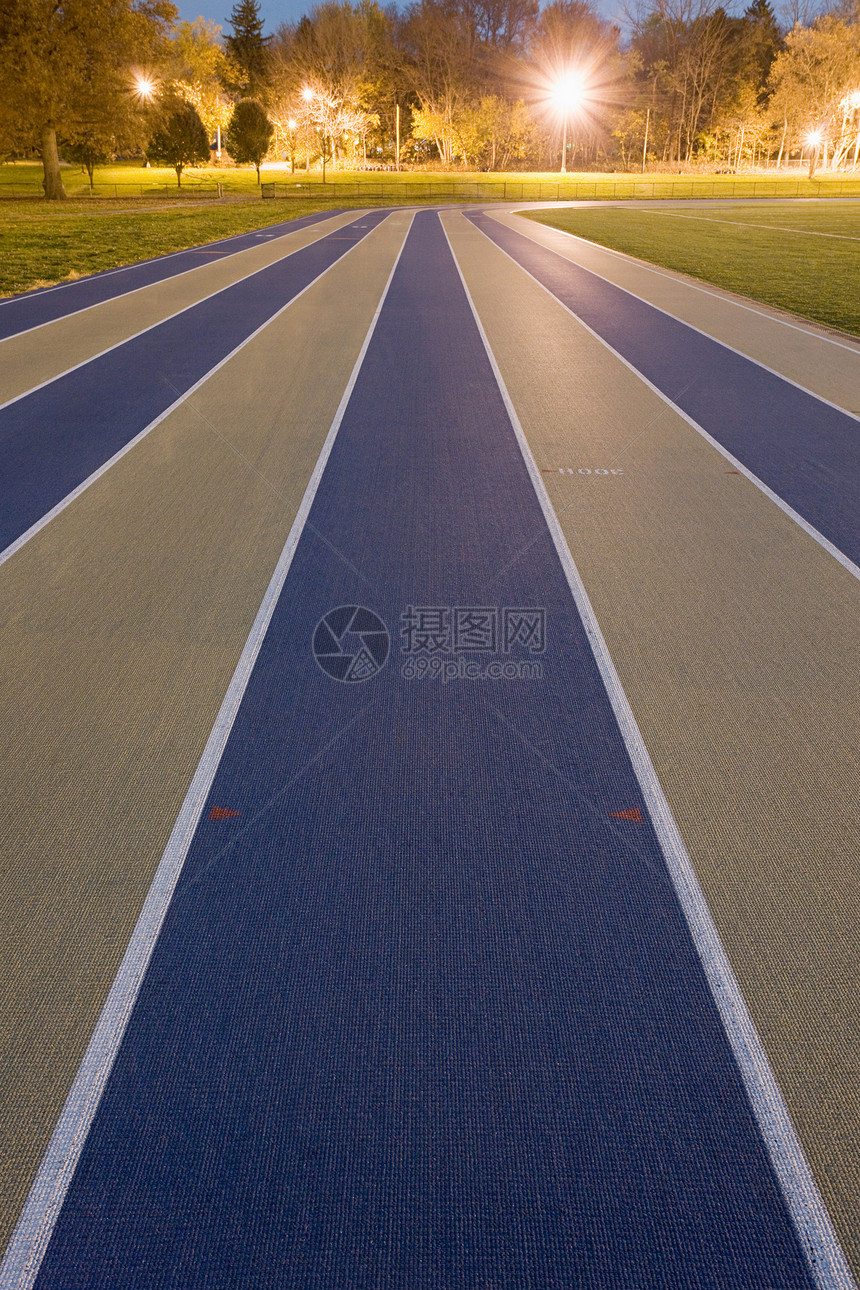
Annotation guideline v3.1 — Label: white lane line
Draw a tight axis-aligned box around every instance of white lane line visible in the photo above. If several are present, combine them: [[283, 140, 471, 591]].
[[442, 212, 858, 1290], [638, 206, 860, 242], [471, 216, 860, 585], [0, 210, 414, 1290], [500, 210, 860, 361], [0, 214, 394, 573], [0, 213, 344, 336], [0, 214, 365, 411]]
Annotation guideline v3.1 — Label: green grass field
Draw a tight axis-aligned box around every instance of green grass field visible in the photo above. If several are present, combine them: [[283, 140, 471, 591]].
[[526, 202, 860, 337], [0, 195, 347, 296], [2, 160, 860, 313], [3, 159, 860, 201]]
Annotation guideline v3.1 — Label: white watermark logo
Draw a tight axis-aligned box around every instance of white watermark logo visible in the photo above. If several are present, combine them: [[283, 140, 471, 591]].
[[312, 605, 546, 684], [312, 605, 390, 683], [400, 606, 545, 683]]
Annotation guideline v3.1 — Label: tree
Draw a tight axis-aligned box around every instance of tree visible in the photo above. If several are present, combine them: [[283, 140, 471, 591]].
[[225, 0, 271, 96], [401, 0, 480, 164], [166, 19, 241, 143], [61, 137, 113, 191], [768, 12, 860, 172], [517, 0, 627, 168], [738, 0, 782, 94], [628, 0, 739, 164], [147, 101, 210, 185], [268, 2, 403, 166], [0, 0, 176, 199], [225, 98, 274, 179], [449, 94, 536, 166]]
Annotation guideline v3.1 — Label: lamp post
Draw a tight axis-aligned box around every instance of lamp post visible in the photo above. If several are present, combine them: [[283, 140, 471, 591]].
[[553, 73, 584, 175], [133, 76, 156, 170], [214, 93, 223, 163], [302, 86, 323, 178], [287, 117, 297, 174], [809, 127, 825, 180]]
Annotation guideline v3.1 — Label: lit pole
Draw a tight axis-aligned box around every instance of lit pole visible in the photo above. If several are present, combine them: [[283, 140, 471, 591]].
[[805, 127, 823, 180], [288, 117, 297, 173], [302, 85, 326, 180], [554, 74, 584, 175], [133, 77, 156, 170]]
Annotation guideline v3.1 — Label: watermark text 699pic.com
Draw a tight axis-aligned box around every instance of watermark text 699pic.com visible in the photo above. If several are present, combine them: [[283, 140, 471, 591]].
[[400, 606, 545, 684]]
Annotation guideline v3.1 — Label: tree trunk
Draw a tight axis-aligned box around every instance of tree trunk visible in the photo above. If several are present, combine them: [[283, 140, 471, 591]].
[[86, 160, 94, 191], [40, 125, 67, 200], [176, 163, 183, 188]]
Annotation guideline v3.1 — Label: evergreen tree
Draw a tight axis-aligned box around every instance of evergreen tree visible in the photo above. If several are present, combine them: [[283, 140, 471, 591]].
[[225, 98, 274, 180], [740, 0, 783, 99], [225, 0, 271, 96]]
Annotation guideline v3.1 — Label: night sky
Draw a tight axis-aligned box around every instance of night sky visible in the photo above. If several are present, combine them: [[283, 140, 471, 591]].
[[173, 0, 630, 41]]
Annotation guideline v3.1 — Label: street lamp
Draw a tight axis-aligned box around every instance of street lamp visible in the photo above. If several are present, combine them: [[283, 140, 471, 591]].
[[553, 73, 584, 174], [214, 92, 224, 163], [133, 75, 156, 102], [287, 117, 297, 174], [805, 127, 823, 179], [302, 85, 330, 181]]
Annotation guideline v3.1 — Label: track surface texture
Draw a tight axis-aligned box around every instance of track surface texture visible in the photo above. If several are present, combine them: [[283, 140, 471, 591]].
[[0, 205, 858, 1290]]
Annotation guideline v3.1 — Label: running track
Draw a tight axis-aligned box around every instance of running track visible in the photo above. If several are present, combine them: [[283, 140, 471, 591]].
[[1, 205, 858, 1288]]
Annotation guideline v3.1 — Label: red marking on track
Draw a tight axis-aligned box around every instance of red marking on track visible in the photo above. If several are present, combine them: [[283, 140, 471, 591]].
[[541, 469, 555, 473], [610, 808, 644, 822], [209, 806, 241, 820], [723, 470, 742, 474]]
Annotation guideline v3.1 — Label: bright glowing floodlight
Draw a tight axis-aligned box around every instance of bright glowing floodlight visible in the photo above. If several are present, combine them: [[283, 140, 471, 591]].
[[554, 73, 584, 113], [288, 118, 297, 130], [134, 75, 155, 100], [553, 72, 585, 174], [301, 86, 315, 102], [805, 127, 823, 147], [847, 91, 860, 110]]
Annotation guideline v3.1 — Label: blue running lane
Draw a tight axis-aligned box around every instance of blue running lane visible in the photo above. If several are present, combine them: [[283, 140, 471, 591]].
[[0, 211, 390, 556], [34, 211, 815, 1289], [468, 211, 860, 570], [0, 210, 345, 340]]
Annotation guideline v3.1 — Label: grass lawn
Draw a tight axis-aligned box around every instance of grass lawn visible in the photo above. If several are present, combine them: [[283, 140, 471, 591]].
[[3, 159, 860, 201], [0, 194, 348, 296], [2, 159, 860, 301], [525, 202, 860, 337]]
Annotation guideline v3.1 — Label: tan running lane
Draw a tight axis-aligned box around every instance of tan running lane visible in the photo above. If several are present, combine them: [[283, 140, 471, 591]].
[[443, 210, 860, 1276], [0, 210, 411, 1257], [491, 208, 860, 417], [0, 210, 362, 406]]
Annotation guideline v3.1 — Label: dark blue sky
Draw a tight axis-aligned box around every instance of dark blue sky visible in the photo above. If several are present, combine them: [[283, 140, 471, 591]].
[[174, 0, 629, 39]]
